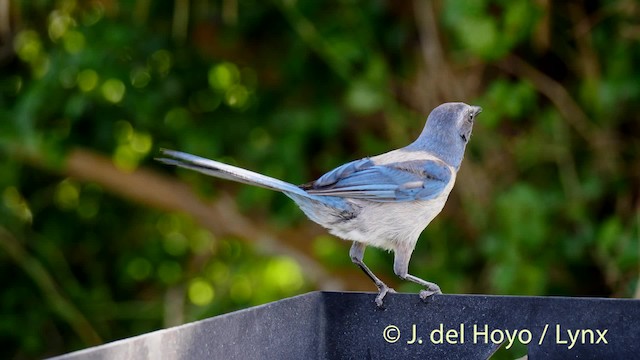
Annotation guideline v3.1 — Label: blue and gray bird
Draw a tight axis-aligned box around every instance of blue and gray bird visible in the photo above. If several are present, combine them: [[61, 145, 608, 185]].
[[157, 102, 481, 306]]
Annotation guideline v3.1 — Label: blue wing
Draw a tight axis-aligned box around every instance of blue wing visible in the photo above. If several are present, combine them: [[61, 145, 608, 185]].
[[302, 158, 452, 202]]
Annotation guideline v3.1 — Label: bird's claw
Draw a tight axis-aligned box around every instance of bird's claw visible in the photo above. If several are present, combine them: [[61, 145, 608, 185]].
[[419, 284, 442, 301], [375, 285, 396, 307]]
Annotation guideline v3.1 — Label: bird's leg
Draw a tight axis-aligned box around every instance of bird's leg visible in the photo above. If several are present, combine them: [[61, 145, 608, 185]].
[[393, 247, 442, 300], [349, 242, 395, 307]]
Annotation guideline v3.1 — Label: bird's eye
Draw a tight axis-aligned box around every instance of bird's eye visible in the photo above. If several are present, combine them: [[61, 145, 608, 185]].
[[467, 113, 474, 122]]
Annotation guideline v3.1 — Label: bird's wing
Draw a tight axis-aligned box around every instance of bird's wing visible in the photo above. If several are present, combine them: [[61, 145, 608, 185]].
[[303, 158, 453, 202]]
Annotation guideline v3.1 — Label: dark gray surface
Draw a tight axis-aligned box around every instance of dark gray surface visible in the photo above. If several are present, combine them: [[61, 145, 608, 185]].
[[50, 292, 640, 359]]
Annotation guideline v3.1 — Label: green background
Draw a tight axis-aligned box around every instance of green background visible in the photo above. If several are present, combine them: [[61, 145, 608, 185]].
[[1, 0, 638, 358]]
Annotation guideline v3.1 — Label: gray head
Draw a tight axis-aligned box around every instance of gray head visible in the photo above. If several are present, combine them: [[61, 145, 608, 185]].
[[408, 102, 482, 169]]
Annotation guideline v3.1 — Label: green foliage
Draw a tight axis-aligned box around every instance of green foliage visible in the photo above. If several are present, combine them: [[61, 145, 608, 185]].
[[443, 0, 541, 59], [1, 0, 639, 359]]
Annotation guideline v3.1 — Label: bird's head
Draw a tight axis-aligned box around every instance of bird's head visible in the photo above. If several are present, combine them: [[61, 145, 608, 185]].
[[411, 102, 482, 169], [426, 102, 481, 143]]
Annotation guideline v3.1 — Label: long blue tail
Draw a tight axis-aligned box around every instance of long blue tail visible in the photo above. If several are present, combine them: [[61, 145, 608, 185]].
[[156, 149, 311, 198]]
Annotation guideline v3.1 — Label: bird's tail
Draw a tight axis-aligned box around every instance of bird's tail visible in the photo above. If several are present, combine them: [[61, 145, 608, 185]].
[[156, 149, 310, 197]]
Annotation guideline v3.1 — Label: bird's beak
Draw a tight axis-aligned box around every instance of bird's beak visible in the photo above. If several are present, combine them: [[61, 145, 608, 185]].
[[472, 106, 483, 116]]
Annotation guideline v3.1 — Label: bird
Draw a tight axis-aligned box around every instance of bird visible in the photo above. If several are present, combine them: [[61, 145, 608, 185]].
[[157, 102, 481, 307]]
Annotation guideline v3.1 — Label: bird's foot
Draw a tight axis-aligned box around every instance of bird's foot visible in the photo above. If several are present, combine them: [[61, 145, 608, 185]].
[[375, 285, 396, 308], [419, 284, 442, 301]]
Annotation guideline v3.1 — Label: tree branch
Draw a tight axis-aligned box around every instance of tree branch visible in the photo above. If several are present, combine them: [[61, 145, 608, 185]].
[[411, 0, 483, 112], [0, 227, 102, 346], [497, 54, 618, 174], [497, 55, 598, 145]]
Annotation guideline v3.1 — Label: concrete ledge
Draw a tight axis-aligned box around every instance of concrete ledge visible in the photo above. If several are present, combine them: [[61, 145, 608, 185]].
[[50, 292, 640, 359]]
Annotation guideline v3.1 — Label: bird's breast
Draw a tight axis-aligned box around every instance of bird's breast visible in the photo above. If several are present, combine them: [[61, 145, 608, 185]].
[[327, 184, 454, 252]]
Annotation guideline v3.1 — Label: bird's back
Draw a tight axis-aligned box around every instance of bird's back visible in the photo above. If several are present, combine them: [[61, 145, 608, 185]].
[[291, 147, 457, 253]]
